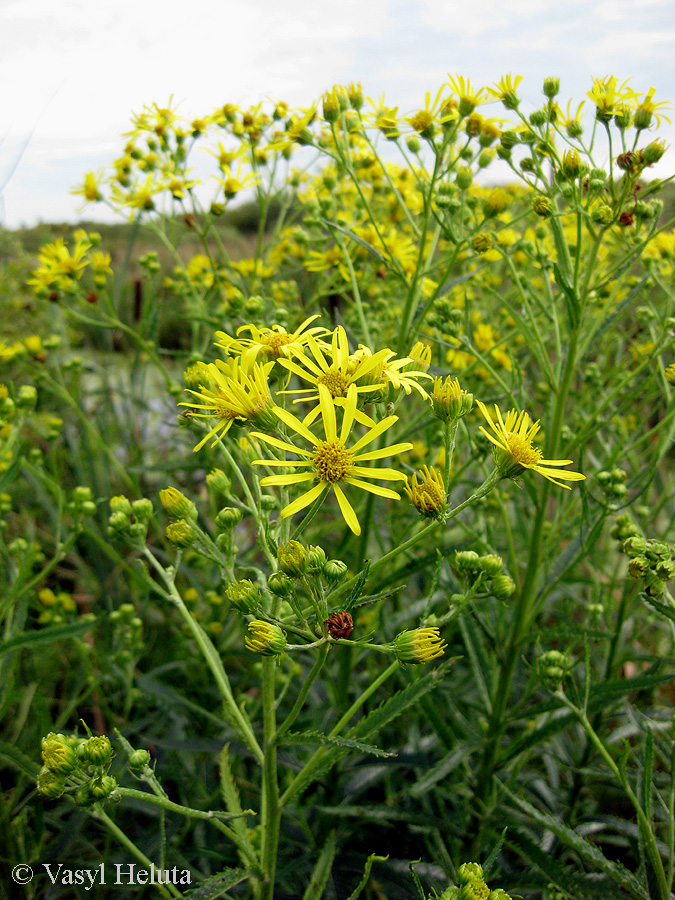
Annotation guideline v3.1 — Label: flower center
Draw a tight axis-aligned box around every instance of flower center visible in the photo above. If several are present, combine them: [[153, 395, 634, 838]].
[[317, 368, 349, 398], [262, 333, 291, 356], [313, 440, 354, 483], [506, 433, 542, 467], [414, 481, 445, 512]]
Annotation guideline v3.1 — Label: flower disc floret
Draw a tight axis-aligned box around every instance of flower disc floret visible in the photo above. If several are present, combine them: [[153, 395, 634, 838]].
[[476, 400, 586, 489]]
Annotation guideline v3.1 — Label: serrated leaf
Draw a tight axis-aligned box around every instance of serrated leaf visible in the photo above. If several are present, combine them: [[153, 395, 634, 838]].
[[302, 831, 336, 900], [183, 867, 248, 899], [318, 805, 425, 824], [343, 561, 371, 612], [482, 826, 508, 879], [507, 831, 628, 899], [277, 730, 396, 758], [0, 741, 41, 778], [409, 747, 467, 797], [0, 619, 95, 658], [346, 852, 388, 900], [499, 781, 650, 900]]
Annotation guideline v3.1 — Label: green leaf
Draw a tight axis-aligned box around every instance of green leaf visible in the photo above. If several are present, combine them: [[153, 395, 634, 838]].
[[302, 831, 336, 900], [0, 741, 41, 778], [345, 852, 388, 900], [277, 730, 396, 758], [342, 561, 371, 613], [319, 219, 387, 263], [409, 747, 467, 798], [183, 867, 249, 899], [0, 619, 95, 658], [499, 781, 650, 900], [482, 826, 508, 879]]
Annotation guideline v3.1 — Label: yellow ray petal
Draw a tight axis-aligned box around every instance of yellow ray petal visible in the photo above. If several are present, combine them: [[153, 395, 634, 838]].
[[344, 478, 402, 499], [281, 482, 327, 518], [333, 483, 361, 535], [353, 441, 413, 461]]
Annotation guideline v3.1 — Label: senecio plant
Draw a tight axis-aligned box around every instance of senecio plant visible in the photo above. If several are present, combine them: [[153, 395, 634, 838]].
[[4, 71, 672, 898]]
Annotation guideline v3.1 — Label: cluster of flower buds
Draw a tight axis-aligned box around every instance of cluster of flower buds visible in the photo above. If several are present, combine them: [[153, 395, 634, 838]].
[[620, 529, 675, 598], [438, 862, 512, 900], [108, 494, 154, 544], [537, 649, 568, 691], [37, 732, 117, 807], [110, 602, 144, 663], [454, 551, 516, 601], [596, 467, 628, 500], [275, 540, 347, 587]]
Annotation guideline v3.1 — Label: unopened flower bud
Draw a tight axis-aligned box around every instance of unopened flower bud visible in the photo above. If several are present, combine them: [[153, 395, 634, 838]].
[[642, 139, 667, 165], [110, 495, 133, 516], [393, 627, 446, 664], [561, 149, 581, 179], [206, 468, 232, 495], [37, 767, 66, 799], [455, 550, 481, 573], [323, 559, 348, 583], [128, 749, 151, 770], [655, 559, 675, 582], [306, 545, 327, 572], [277, 540, 308, 577], [478, 554, 503, 576], [458, 863, 484, 885], [492, 573, 516, 601], [17, 384, 38, 410], [80, 735, 113, 767], [245, 620, 287, 657], [622, 535, 647, 557], [41, 734, 78, 774], [226, 579, 260, 614], [543, 76, 560, 98], [591, 205, 614, 225], [89, 774, 117, 801], [132, 498, 154, 522], [159, 487, 197, 522], [455, 166, 473, 190], [472, 232, 493, 254], [166, 519, 196, 547], [532, 195, 551, 217], [216, 507, 243, 530]]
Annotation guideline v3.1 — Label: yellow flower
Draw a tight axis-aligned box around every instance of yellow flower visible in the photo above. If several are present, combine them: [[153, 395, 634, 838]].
[[393, 627, 446, 664], [404, 466, 446, 517], [404, 87, 455, 139], [181, 358, 276, 451], [215, 165, 260, 199], [476, 400, 586, 489], [447, 74, 489, 117], [587, 76, 638, 122], [277, 327, 393, 422], [486, 74, 523, 110], [215, 315, 327, 367], [251, 383, 413, 535], [71, 171, 103, 203]]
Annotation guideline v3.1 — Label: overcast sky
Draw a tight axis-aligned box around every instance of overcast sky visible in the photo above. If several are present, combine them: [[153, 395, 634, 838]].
[[0, 0, 673, 228]]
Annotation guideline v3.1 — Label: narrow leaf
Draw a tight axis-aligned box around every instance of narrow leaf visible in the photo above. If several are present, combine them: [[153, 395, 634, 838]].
[[183, 867, 248, 899], [0, 619, 95, 658], [302, 831, 336, 900], [277, 730, 396, 758], [346, 852, 388, 900]]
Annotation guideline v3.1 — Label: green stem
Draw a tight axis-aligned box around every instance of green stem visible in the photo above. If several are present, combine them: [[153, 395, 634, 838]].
[[114, 786, 250, 823], [279, 660, 400, 808], [143, 549, 264, 765], [560, 696, 670, 900], [260, 657, 281, 900], [93, 808, 181, 899], [275, 644, 330, 739]]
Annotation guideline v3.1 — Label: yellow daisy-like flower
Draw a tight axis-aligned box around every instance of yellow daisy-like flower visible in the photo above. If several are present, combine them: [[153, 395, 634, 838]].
[[277, 327, 394, 424], [181, 358, 276, 451], [476, 400, 585, 490], [251, 383, 413, 535], [215, 315, 328, 368], [404, 466, 446, 517]]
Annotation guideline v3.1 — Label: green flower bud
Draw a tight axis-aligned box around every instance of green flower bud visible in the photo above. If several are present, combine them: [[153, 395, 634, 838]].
[[488, 890, 512, 900], [159, 487, 197, 522], [260, 494, 277, 511], [478, 554, 503, 576], [41, 734, 78, 774], [459, 880, 490, 900], [591, 205, 614, 225], [537, 650, 567, 689], [267, 571, 295, 598], [471, 232, 493, 254], [543, 76, 560, 98], [277, 540, 308, 577], [455, 550, 481, 573], [226, 579, 260, 614], [166, 519, 196, 547], [529, 109, 547, 128], [561, 149, 581, 179], [457, 863, 484, 885], [492, 575, 516, 602], [642, 139, 667, 165], [406, 134, 421, 153], [393, 627, 446, 664], [110, 495, 133, 516], [37, 767, 66, 799], [306, 545, 327, 572], [623, 535, 647, 557], [17, 384, 38, 410], [89, 774, 117, 801], [532, 195, 551, 217], [132, 498, 154, 521], [655, 559, 675, 582], [323, 559, 348, 584], [245, 620, 287, 657], [80, 735, 113, 767], [455, 166, 473, 190], [216, 507, 243, 530], [128, 748, 152, 770], [647, 541, 671, 561]]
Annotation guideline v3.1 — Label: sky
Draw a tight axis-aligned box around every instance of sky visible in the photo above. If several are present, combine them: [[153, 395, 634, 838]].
[[0, 0, 673, 229]]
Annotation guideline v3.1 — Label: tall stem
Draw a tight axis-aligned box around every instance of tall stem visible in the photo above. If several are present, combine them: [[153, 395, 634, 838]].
[[260, 657, 281, 900]]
